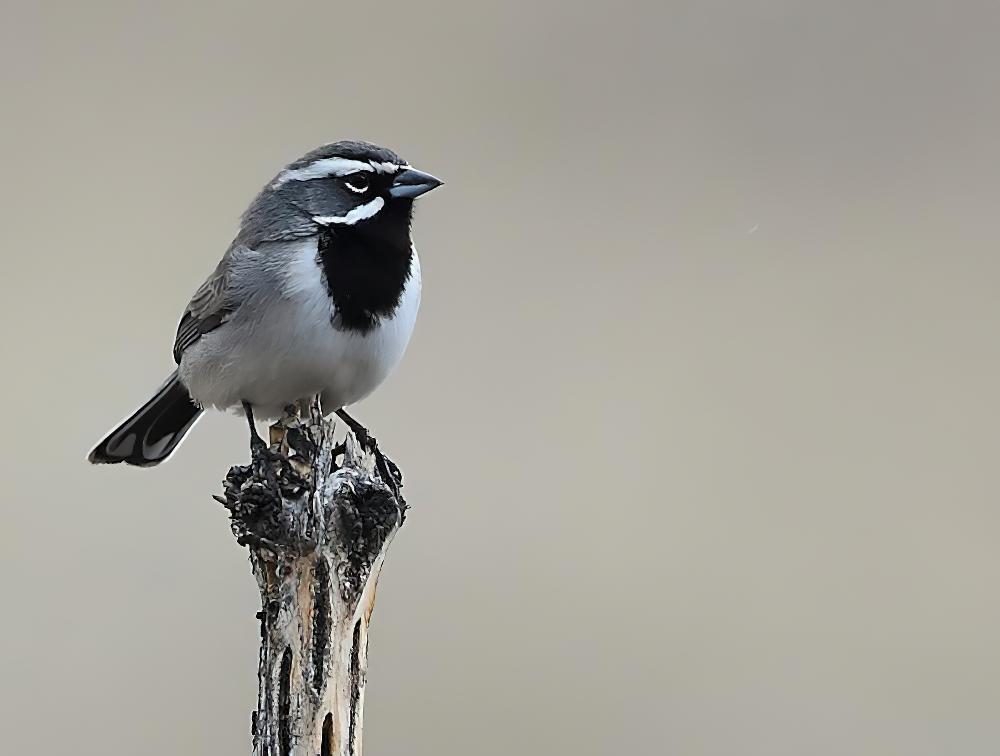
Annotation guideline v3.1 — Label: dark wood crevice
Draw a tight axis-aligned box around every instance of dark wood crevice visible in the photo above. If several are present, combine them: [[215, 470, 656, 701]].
[[321, 712, 334, 756], [348, 620, 363, 752], [278, 646, 292, 756], [312, 557, 331, 695]]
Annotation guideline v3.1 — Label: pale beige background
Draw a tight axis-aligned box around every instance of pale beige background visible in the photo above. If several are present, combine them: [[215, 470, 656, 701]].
[[2, 1, 999, 754]]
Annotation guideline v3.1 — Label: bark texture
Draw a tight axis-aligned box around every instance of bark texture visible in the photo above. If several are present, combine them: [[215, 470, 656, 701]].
[[215, 401, 406, 756]]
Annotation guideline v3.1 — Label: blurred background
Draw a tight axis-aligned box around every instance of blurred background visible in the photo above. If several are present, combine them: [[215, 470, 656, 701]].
[[2, 1, 999, 754]]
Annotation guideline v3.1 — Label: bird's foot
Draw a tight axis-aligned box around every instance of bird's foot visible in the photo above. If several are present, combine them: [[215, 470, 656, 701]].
[[350, 423, 373, 451], [243, 401, 284, 490], [335, 409, 403, 499], [372, 446, 401, 495], [249, 433, 282, 489], [249, 432, 269, 458]]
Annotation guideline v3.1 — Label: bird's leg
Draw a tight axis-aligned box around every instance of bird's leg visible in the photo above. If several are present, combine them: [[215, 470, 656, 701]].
[[243, 400, 286, 493], [242, 401, 268, 456], [335, 408, 402, 494], [335, 408, 372, 449]]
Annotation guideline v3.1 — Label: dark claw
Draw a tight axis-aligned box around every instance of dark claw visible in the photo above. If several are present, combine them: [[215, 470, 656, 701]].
[[355, 427, 373, 452], [335, 408, 403, 499], [250, 433, 269, 456]]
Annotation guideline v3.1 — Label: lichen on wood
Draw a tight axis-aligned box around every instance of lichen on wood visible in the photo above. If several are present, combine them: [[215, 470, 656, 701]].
[[214, 399, 406, 756]]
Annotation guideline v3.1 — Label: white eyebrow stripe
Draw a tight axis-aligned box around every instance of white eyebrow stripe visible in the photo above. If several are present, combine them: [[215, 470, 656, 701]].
[[273, 158, 408, 187], [311, 196, 385, 226], [371, 160, 409, 173], [273, 158, 374, 186]]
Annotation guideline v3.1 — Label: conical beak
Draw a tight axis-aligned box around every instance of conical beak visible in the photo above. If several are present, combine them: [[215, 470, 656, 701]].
[[388, 168, 443, 199]]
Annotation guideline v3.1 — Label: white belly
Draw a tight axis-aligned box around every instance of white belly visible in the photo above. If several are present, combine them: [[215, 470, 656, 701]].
[[180, 242, 421, 419]]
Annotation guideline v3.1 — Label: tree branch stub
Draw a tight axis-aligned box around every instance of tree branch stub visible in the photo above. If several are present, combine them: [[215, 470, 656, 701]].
[[215, 400, 406, 756]]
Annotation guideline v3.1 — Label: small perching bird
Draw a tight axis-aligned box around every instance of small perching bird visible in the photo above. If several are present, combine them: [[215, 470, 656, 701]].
[[89, 140, 442, 467]]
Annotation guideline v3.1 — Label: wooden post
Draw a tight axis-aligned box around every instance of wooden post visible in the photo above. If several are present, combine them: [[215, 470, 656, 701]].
[[214, 399, 406, 756]]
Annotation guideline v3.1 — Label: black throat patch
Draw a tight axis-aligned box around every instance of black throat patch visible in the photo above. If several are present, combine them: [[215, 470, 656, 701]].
[[316, 217, 413, 334]]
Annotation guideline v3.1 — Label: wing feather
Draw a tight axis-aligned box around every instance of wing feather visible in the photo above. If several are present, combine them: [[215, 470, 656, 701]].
[[172, 246, 241, 363]]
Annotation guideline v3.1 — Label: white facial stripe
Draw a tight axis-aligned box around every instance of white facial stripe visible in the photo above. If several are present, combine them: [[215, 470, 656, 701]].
[[312, 196, 385, 226], [273, 158, 409, 187], [273, 158, 373, 186]]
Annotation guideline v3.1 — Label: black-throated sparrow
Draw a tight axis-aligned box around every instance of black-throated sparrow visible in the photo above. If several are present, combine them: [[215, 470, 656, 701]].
[[89, 140, 441, 467]]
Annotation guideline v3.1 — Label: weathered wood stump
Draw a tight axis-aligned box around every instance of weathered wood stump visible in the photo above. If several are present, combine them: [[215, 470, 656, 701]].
[[214, 400, 406, 756]]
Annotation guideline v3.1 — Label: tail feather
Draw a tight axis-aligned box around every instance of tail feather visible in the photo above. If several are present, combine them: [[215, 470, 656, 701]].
[[88, 371, 203, 467]]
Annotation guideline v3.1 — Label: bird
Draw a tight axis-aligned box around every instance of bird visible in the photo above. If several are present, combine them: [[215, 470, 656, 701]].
[[88, 140, 441, 467]]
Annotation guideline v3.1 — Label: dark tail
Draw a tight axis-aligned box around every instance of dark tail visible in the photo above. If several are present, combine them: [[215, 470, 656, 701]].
[[88, 371, 203, 467]]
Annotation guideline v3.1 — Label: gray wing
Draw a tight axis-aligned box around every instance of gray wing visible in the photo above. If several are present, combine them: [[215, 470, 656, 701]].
[[172, 246, 242, 363], [171, 181, 324, 363]]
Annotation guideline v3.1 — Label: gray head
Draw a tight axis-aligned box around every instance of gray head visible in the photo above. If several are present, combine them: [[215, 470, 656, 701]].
[[237, 140, 442, 247]]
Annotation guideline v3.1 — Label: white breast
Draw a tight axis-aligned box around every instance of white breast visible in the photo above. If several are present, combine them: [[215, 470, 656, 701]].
[[181, 239, 421, 419]]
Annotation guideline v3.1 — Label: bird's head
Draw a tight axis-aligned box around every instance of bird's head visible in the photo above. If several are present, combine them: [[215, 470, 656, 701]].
[[240, 140, 442, 246]]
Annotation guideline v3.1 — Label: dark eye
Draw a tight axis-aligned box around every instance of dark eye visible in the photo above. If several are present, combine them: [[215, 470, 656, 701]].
[[344, 173, 370, 194]]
